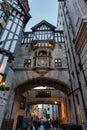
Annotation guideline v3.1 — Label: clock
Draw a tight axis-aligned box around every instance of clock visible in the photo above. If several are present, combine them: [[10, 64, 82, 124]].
[[38, 58, 47, 65]]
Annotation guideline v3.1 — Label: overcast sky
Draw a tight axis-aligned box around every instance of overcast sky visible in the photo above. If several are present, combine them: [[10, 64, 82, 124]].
[[25, 0, 58, 31]]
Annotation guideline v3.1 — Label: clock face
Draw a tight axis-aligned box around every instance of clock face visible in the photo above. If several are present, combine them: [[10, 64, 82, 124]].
[[40, 59, 45, 64], [38, 58, 47, 65]]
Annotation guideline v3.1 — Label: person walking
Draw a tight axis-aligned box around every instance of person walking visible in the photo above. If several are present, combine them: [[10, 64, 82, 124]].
[[29, 120, 33, 130], [22, 116, 28, 130], [33, 120, 39, 130]]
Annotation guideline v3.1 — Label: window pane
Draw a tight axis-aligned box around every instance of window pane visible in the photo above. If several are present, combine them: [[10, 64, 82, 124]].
[[6, 20, 12, 29], [15, 18, 19, 23], [8, 32, 13, 39], [0, 54, 3, 62], [10, 40, 17, 52], [16, 26, 21, 35], [1, 30, 8, 41], [14, 35, 18, 39], [0, 56, 8, 73], [4, 41, 11, 50], [19, 20, 22, 26], [11, 23, 17, 32]]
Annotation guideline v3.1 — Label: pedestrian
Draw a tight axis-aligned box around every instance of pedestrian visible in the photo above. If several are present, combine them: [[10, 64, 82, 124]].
[[22, 116, 28, 130], [34, 120, 39, 130], [29, 121, 33, 130]]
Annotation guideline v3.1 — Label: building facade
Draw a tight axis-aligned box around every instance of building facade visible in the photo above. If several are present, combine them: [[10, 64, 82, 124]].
[[0, 0, 87, 130], [12, 19, 69, 130], [0, 0, 31, 129], [57, 0, 87, 129]]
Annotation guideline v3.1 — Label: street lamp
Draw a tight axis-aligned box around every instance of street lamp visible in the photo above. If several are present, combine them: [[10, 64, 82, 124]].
[[0, 74, 3, 82], [0, 81, 9, 91], [54, 101, 58, 128], [54, 101, 57, 105], [0, 74, 9, 91]]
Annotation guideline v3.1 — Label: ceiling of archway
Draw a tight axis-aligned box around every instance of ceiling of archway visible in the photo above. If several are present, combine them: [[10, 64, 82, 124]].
[[15, 77, 71, 95]]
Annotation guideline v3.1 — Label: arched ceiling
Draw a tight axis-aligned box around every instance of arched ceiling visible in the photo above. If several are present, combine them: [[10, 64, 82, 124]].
[[15, 77, 71, 95]]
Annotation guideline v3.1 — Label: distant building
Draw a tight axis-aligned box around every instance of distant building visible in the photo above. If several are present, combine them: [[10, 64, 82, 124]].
[[42, 104, 58, 120]]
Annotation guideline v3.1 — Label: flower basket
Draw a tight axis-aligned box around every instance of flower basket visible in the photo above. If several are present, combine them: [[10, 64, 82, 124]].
[[0, 82, 9, 91]]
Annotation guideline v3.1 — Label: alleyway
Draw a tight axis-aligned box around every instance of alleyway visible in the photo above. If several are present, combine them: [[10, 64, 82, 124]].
[[28, 124, 60, 130], [0, 0, 87, 130]]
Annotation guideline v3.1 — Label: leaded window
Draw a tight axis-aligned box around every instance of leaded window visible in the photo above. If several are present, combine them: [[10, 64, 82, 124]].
[[54, 58, 62, 67], [24, 59, 31, 69]]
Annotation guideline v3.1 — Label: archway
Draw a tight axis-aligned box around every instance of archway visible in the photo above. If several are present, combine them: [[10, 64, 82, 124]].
[[15, 77, 71, 95], [12, 77, 71, 130]]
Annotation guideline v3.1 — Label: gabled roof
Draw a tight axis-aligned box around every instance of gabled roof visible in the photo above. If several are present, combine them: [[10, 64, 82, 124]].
[[31, 20, 56, 31]]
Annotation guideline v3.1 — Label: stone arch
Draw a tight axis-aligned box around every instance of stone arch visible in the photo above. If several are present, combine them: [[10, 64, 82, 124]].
[[27, 100, 61, 105], [13, 77, 71, 130], [15, 77, 71, 95]]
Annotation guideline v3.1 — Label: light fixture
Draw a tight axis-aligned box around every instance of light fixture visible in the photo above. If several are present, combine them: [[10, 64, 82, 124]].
[[55, 59, 58, 63], [0, 74, 3, 82], [28, 59, 31, 63], [58, 59, 61, 63], [55, 59, 61, 63], [0, 82, 9, 91], [54, 101, 57, 105]]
